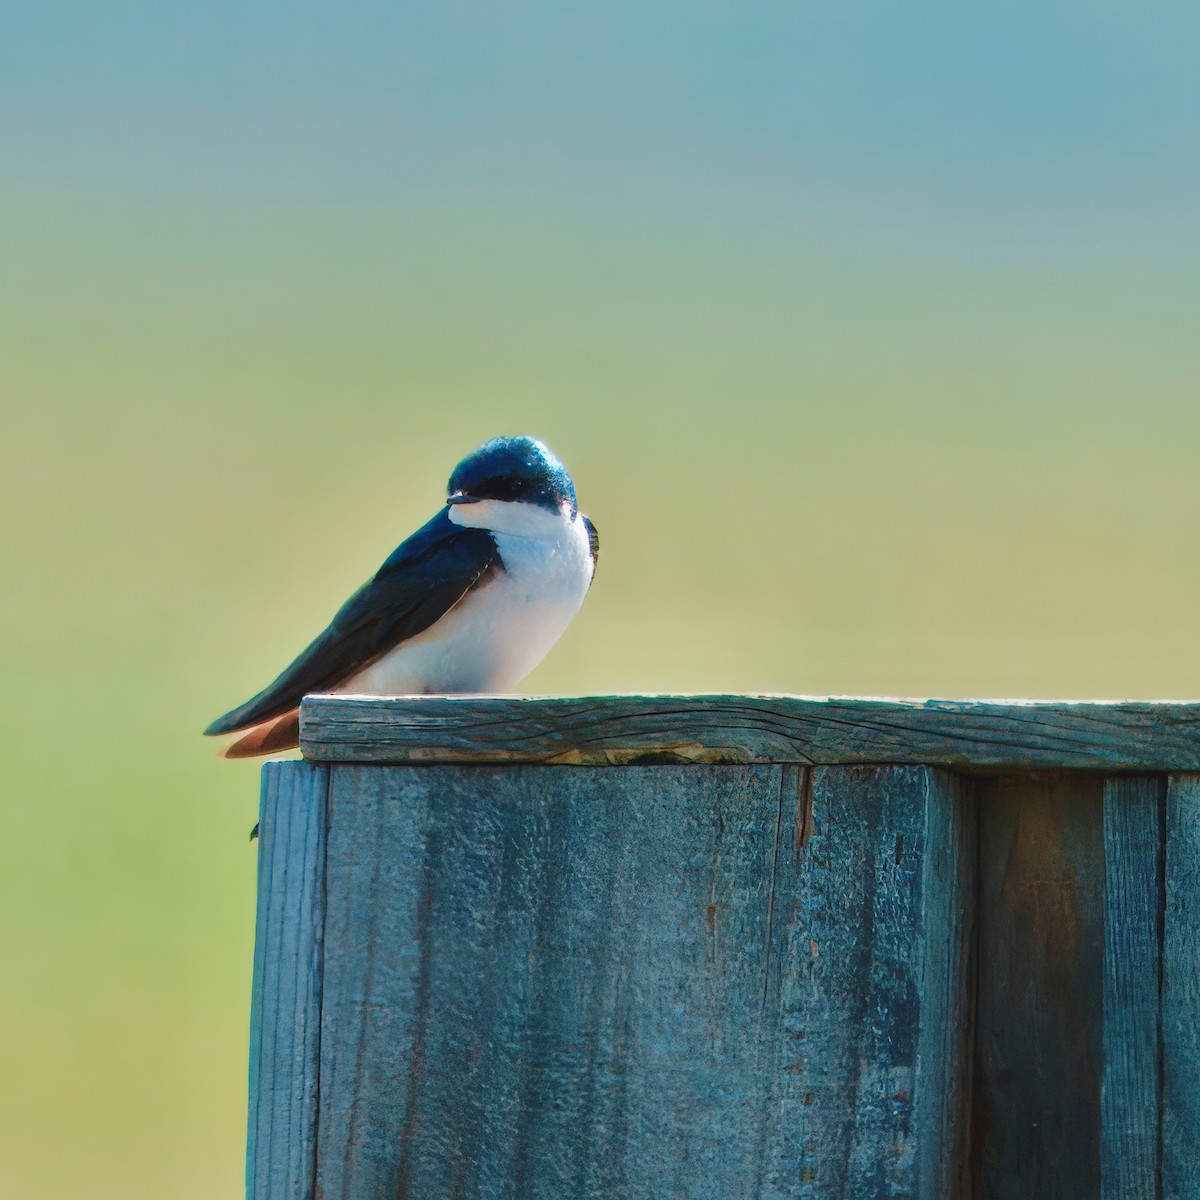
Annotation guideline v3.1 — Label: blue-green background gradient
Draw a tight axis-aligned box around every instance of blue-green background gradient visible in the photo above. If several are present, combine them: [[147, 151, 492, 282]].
[[3, 5, 1199, 1195]]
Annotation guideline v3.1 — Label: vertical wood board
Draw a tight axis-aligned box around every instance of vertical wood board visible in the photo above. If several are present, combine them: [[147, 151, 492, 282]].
[[1101, 775, 1164, 1200], [768, 766, 975, 1200], [247, 761, 328, 1200], [315, 763, 974, 1200], [915, 771, 977, 1200], [1163, 774, 1200, 1200], [973, 775, 1105, 1200]]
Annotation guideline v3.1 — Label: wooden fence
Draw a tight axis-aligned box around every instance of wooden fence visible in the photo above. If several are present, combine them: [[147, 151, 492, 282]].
[[246, 695, 1200, 1199]]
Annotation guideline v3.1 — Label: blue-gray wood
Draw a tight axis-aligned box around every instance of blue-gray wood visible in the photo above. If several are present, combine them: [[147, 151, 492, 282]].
[[1101, 775, 1164, 1200], [1163, 773, 1200, 1200], [312, 764, 973, 1199], [247, 761, 328, 1200], [973, 775, 1105, 1200], [915, 769, 976, 1200], [245, 700, 1200, 1199], [300, 694, 1200, 770]]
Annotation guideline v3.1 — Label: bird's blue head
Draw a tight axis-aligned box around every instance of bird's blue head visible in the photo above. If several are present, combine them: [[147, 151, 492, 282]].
[[447, 436, 578, 517]]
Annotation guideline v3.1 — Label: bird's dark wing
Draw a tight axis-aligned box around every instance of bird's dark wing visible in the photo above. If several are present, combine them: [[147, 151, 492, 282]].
[[205, 509, 500, 736], [583, 514, 599, 589]]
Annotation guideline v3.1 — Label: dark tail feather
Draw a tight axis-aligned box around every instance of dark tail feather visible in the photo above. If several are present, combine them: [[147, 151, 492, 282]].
[[219, 710, 302, 759]]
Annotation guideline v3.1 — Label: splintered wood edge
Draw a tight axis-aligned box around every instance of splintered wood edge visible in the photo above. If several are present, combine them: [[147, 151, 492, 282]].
[[297, 694, 1200, 769]]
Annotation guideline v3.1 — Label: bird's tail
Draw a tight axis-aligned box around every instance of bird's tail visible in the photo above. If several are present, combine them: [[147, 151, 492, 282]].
[[217, 709, 302, 759]]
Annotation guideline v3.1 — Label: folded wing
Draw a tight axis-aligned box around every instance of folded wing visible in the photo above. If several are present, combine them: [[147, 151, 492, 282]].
[[204, 509, 500, 737]]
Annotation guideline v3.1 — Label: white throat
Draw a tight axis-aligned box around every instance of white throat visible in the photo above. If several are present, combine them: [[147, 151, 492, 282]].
[[446, 497, 574, 538]]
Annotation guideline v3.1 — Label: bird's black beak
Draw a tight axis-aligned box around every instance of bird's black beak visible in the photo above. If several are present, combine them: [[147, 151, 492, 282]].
[[446, 491, 478, 506]]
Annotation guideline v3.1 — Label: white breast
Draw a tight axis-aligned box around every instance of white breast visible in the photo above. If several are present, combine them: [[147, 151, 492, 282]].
[[336, 502, 594, 695]]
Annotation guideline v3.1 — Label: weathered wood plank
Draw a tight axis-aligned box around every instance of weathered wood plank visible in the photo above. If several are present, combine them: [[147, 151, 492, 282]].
[[973, 775, 1106, 1200], [1163, 773, 1200, 1200], [247, 761, 328, 1200], [771, 766, 975, 1200], [1101, 775, 1164, 1200], [314, 763, 974, 1199], [915, 770, 976, 1200], [300, 694, 1200, 770]]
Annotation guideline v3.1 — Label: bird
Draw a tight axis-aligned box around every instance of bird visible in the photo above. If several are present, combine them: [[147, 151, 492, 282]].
[[205, 435, 598, 758]]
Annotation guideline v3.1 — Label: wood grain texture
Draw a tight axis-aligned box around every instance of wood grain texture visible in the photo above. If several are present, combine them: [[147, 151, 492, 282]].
[[300, 694, 1200, 770], [313, 763, 974, 1199], [1163, 773, 1200, 1200], [247, 761, 328, 1200], [973, 775, 1106, 1200], [773, 766, 975, 1200], [915, 771, 977, 1200], [1101, 775, 1164, 1200]]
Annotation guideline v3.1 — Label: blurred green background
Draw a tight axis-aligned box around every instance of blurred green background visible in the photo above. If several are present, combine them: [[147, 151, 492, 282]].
[[3, 3, 1199, 1196]]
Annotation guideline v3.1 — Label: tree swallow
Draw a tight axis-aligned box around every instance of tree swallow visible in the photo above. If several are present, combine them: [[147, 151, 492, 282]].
[[205, 435, 598, 758]]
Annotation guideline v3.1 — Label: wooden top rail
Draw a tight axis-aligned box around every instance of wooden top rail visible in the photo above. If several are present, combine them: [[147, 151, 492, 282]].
[[299, 693, 1200, 769]]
